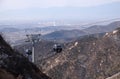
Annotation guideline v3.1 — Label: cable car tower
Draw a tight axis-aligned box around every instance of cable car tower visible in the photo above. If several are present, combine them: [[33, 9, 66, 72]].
[[26, 34, 41, 63]]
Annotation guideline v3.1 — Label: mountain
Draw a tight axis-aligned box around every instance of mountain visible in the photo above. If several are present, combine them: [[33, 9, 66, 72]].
[[0, 35, 51, 79], [41, 21, 120, 43], [36, 28, 120, 79], [1, 21, 120, 45], [14, 25, 120, 79], [83, 21, 120, 34], [15, 27, 120, 79], [42, 29, 87, 42]]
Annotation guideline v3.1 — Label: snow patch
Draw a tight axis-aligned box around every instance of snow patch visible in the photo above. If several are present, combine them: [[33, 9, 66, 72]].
[[55, 59, 60, 63], [69, 42, 78, 50], [69, 46, 74, 50], [113, 30, 118, 34], [74, 42, 78, 46], [105, 33, 109, 36]]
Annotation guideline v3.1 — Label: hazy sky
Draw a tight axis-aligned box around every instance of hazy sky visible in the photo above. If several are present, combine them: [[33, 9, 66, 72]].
[[0, 0, 120, 21]]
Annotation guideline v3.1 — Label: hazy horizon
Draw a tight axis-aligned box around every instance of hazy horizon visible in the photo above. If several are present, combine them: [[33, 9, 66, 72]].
[[0, 0, 120, 22]]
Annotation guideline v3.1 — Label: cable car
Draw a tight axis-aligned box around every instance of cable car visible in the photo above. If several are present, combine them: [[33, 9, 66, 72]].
[[53, 44, 62, 53], [25, 49, 32, 55]]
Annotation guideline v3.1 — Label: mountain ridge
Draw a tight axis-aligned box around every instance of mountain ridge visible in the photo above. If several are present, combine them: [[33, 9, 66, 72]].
[[37, 28, 120, 79]]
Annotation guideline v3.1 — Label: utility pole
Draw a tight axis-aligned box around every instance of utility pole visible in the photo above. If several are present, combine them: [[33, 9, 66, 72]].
[[26, 34, 41, 63]]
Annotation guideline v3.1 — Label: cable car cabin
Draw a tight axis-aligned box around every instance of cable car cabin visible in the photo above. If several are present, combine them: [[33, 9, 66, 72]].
[[53, 44, 62, 53], [25, 49, 32, 55]]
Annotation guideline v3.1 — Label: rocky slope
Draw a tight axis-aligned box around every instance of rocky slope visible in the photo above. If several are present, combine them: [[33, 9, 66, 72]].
[[37, 28, 120, 79], [0, 35, 51, 79], [106, 72, 120, 79]]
